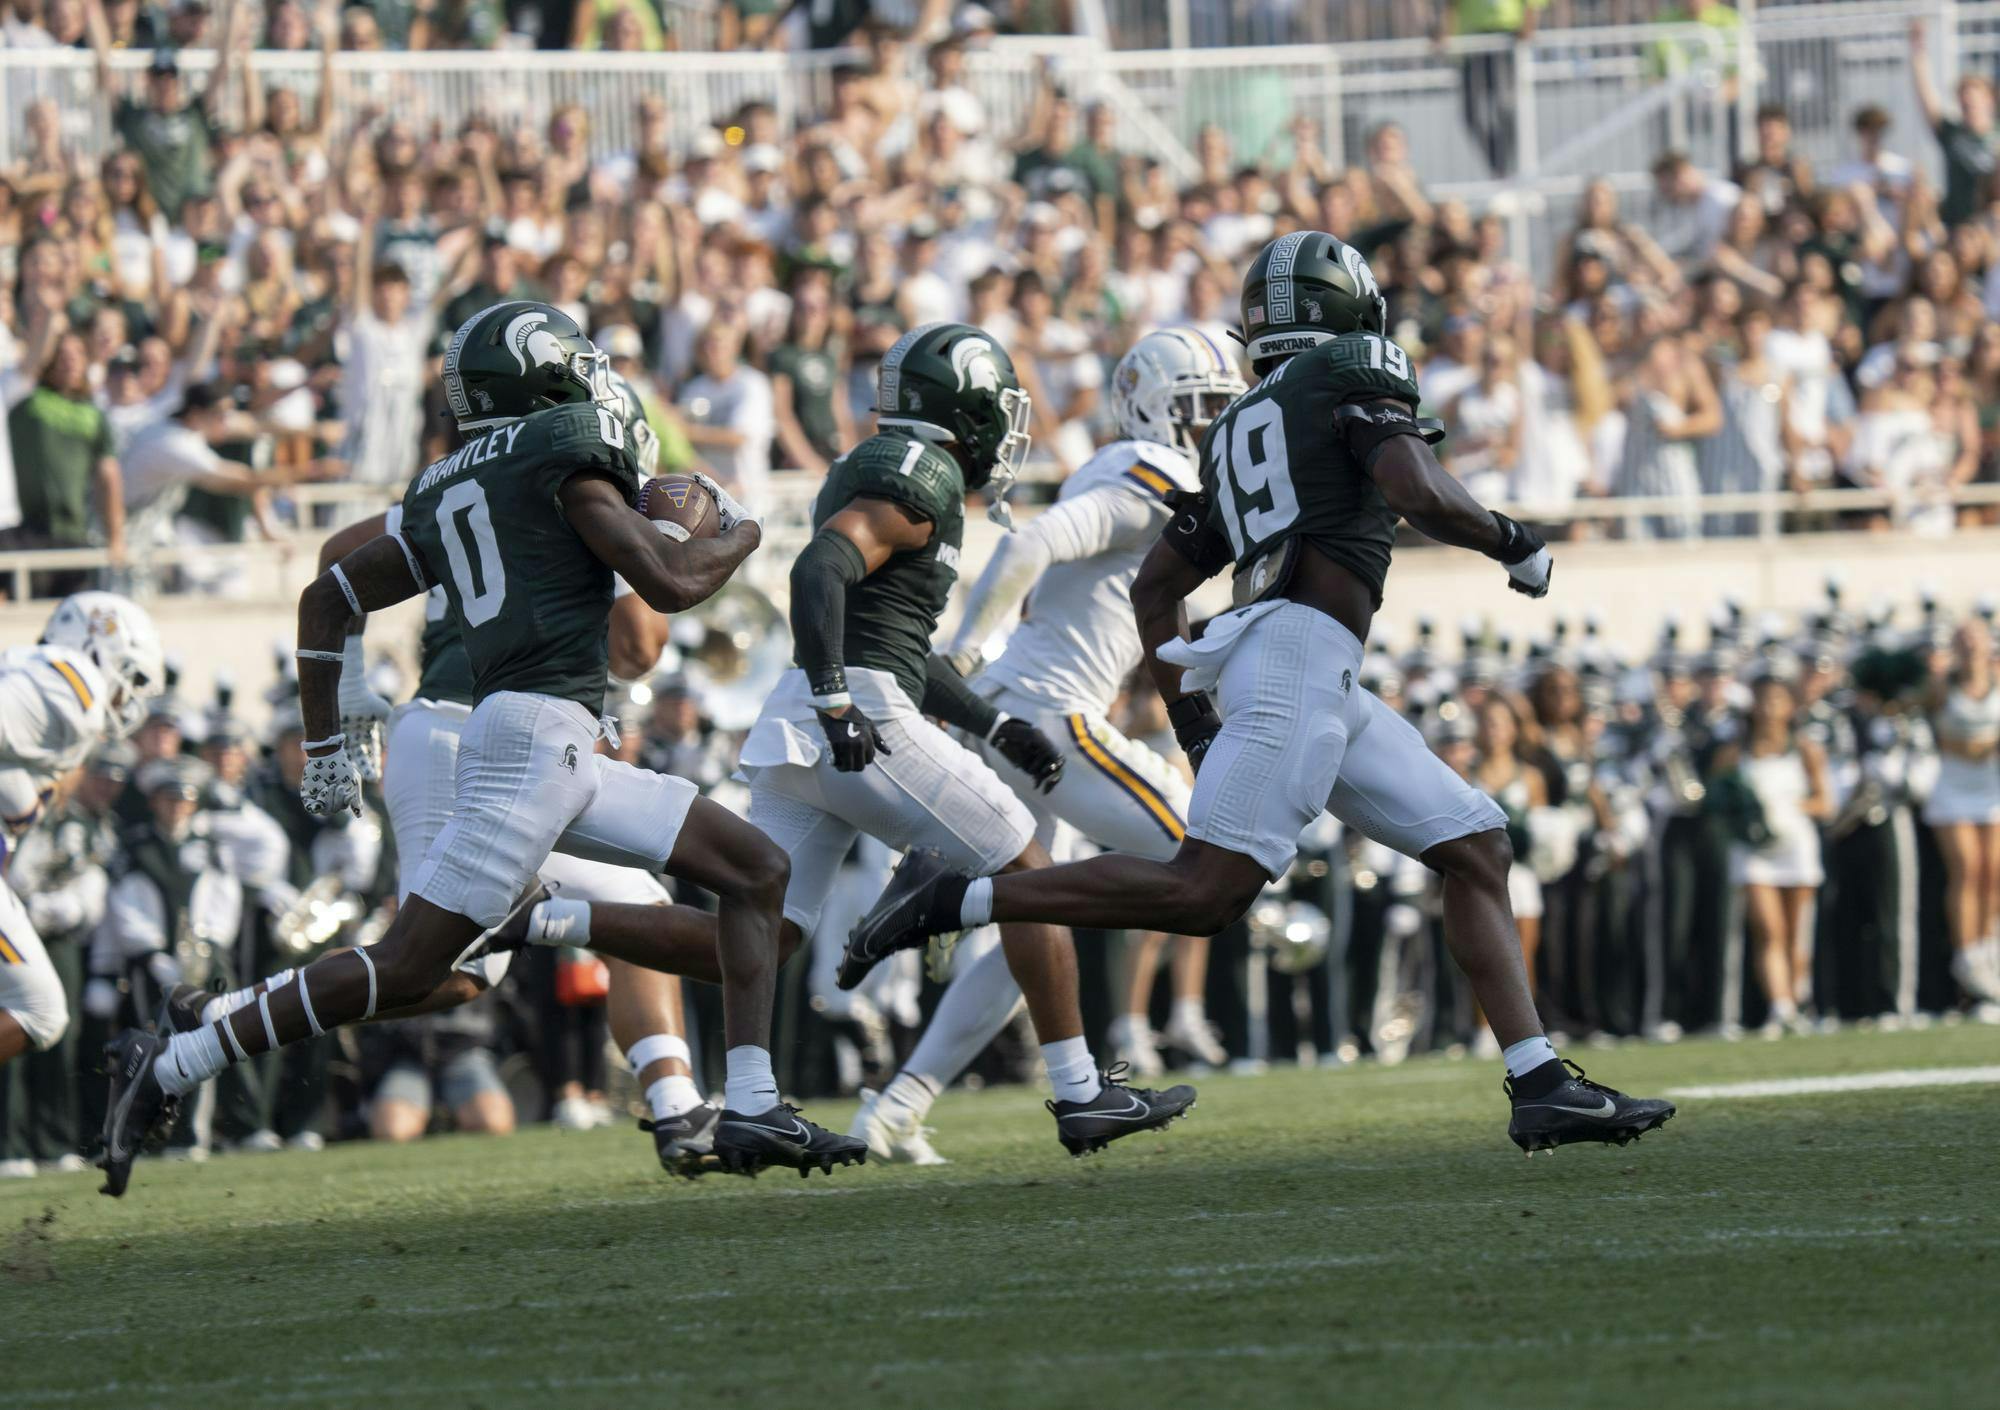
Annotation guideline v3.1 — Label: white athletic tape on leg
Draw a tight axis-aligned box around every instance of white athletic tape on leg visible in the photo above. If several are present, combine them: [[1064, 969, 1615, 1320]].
[[256, 990, 279, 1051], [296, 973, 323, 1037], [626, 1034, 690, 1073], [329, 563, 362, 616], [355, 947, 378, 1019]]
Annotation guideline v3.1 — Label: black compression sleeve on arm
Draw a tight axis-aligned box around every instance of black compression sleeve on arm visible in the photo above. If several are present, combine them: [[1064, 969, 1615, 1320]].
[[790, 528, 869, 703], [922, 654, 1003, 737]]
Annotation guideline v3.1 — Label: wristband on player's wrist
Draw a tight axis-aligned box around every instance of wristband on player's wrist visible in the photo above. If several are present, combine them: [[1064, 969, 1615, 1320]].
[[809, 667, 849, 712], [1167, 693, 1220, 736], [1485, 511, 1540, 566]]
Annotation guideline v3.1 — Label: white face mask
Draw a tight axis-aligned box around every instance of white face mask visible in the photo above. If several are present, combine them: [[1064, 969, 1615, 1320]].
[[986, 386, 1034, 527]]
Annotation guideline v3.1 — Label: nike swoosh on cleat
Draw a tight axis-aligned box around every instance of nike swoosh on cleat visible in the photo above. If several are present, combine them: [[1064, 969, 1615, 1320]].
[[1069, 1094, 1163, 1124], [1533, 1096, 1619, 1118], [723, 1117, 812, 1142]]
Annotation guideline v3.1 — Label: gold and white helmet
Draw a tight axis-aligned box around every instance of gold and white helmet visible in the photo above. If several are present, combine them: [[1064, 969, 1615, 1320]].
[[1111, 327, 1247, 454], [40, 591, 166, 739]]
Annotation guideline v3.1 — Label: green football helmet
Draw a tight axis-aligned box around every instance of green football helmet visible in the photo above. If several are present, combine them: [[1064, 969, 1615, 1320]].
[[606, 369, 660, 475], [875, 321, 1033, 521], [443, 300, 612, 430], [1239, 231, 1387, 365]]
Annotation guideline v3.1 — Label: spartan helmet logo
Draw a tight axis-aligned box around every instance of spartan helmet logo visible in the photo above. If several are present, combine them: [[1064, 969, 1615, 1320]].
[[504, 310, 568, 374], [950, 337, 1002, 395]]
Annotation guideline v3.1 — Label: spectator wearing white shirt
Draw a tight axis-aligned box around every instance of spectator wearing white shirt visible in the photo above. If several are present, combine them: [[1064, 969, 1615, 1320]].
[[1014, 272, 1101, 475], [339, 220, 444, 487], [121, 382, 281, 570], [678, 318, 773, 511], [1650, 151, 1742, 265], [1825, 106, 1915, 221]]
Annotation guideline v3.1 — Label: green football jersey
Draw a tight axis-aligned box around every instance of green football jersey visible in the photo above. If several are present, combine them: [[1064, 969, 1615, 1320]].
[[398, 401, 643, 712], [385, 503, 476, 705], [809, 430, 965, 703], [1200, 331, 1420, 606]]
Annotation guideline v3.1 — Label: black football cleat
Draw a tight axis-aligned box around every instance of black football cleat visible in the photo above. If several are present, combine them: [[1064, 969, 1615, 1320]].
[[473, 880, 553, 957], [1047, 1064, 1197, 1157], [838, 849, 963, 991], [98, 1028, 180, 1198], [712, 1102, 869, 1178], [1506, 1059, 1677, 1155], [640, 1099, 724, 1179]]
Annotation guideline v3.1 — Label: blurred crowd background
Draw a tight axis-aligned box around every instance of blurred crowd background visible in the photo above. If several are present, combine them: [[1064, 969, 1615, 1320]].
[[5, 0, 2000, 1168]]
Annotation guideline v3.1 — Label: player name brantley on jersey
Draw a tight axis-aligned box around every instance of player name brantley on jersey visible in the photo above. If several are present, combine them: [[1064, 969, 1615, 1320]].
[[413, 422, 529, 497]]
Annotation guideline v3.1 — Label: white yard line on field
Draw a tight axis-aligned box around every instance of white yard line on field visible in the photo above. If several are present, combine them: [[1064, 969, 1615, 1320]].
[[1665, 1066, 2000, 1100]]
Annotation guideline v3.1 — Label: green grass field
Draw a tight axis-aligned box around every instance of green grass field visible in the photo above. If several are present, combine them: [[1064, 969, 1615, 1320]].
[[5, 1024, 1998, 1410]]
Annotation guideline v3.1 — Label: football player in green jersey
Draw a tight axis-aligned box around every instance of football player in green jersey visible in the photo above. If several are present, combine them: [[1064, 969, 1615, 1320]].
[[739, 322, 1197, 1158], [102, 304, 864, 1194], [153, 372, 738, 1177], [847, 238, 1675, 1156]]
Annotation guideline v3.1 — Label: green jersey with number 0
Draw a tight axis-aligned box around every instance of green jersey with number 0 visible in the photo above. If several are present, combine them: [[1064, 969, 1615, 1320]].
[[398, 400, 643, 712], [1200, 331, 1419, 606], [810, 430, 966, 703]]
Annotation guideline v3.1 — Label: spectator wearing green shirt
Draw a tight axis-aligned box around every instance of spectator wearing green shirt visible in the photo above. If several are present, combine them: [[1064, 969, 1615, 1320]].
[[88, 0, 245, 221], [1912, 17, 2000, 229], [1435, 0, 1548, 177], [5, 332, 126, 597], [768, 269, 853, 475]]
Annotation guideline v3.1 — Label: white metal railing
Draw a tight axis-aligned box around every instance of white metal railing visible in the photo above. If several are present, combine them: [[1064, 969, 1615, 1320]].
[[12, 480, 1996, 605]]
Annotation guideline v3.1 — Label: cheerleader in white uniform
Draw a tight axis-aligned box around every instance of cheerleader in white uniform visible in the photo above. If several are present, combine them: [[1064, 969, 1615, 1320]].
[[1923, 622, 2000, 1003], [1731, 673, 1833, 1032]]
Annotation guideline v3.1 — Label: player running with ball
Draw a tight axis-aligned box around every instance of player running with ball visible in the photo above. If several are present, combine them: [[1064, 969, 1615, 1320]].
[[99, 302, 864, 1195]]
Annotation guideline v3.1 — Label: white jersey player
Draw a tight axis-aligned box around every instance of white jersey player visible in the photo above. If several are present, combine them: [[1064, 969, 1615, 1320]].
[[850, 328, 1245, 1162], [0, 593, 165, 1067]]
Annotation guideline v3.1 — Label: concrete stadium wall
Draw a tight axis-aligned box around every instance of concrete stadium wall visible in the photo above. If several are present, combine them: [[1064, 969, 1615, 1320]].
[[5, 526, 1994, 728]]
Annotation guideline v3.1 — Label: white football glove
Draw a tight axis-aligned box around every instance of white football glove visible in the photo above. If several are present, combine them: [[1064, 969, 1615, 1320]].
[[689, 470, 759, 533], [300, 743, 363, 819], [1505, 545, 1554, 599], [338, 636, 394, 781]]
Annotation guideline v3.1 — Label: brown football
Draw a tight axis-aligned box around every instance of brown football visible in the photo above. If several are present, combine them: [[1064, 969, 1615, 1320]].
[[637, 474, 719, 540]]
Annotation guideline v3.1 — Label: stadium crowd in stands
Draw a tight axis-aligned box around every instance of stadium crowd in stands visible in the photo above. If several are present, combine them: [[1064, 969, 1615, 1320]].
[[3, 2, 1999, 1170]]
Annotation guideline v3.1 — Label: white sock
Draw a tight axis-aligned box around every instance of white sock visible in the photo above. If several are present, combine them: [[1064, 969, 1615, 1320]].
[[1041, 1035, 1102, 1105], [529, 898, 592, 946], [200, 969, 294, 1027], [722, 1044, 778, 1113], [1170, 997, 1206, 1031], [645, 1075, 704, 1121], [1501, 1035, 1558, 1079], [156, 1024, 229, 1096], [879, 1071, 942, 1122], [960, 876, 994, 928], [897, 934, 1021, 1102]]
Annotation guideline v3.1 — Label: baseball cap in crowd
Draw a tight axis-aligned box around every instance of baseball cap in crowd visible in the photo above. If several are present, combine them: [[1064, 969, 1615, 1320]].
[[149, 49, 180, 76], [597, 324, 645, 362], [91, 741, 138, 783], [686, 129, 726, 162], [742, 144, 783, 176], [138, 755, 210, 801], [955, 4, 997, 36]]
